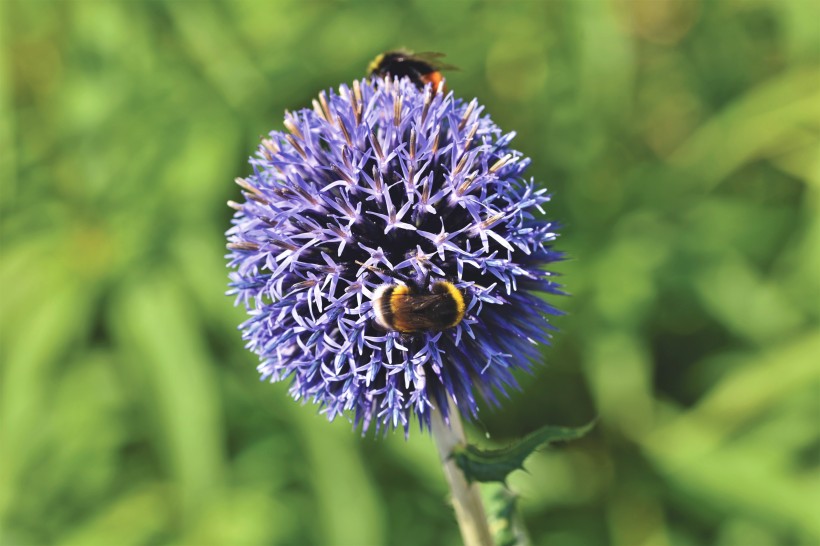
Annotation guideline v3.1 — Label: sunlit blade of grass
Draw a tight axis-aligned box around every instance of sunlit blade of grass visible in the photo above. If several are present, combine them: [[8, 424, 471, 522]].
[[576, 0, 635, 121], [0, 0, 17, 204], [643, 333, 820, 536], [583, 331, 655, 437], [647, 332, 820, 452], [60, 485, 173, 546], [648, 427, 820, 538], [290, 410, 386, 546], [111, 275, 227, 527], [163, 2, 271, 110], [670, 68, 820, 191], [172, 231, 246, 328], [693, 251, 806, 343], [0, 284, 90, 539], [775, 190, 820, 317], [0, 236, 61, 338]]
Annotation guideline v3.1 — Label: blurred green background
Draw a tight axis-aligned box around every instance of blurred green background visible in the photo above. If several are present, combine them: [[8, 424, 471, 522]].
[[1, 1, 818, 545]]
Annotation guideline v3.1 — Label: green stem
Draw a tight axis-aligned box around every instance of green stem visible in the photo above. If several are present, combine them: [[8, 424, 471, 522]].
[[430, 400, 494, 546]]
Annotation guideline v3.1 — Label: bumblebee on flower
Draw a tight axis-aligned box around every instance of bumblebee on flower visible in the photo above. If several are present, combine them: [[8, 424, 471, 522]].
[[227, 71, 562, 435]]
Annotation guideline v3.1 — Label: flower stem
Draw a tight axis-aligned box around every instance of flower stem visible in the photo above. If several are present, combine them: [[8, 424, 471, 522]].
[[430, 401, 494, 546]]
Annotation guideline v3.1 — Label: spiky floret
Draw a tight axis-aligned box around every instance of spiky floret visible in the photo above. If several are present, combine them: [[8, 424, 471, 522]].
[[227, 77, 562, 435]]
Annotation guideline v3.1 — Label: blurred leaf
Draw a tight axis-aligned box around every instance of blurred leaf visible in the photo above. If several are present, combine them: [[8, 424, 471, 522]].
[[172, 230, 245, 327], [687, 332, 819, 434], [0, 235, 60, 337], [382, 426, 444, 486], [485, 485, 529, 546], [646, 332, 820, 456], [644, 333, 820, 537], [648, 425, 820, 539], [183, 488, 299, 546], [776, 0, 820, 63], [777, 192, 820, 318], [767, 128, 820, 188], [453, 421, 596, 484], [111, 274, 227, 526], [693, 251, 805, 343], [0, 282, 90, 539], [505, 439, 603, 512], [582, 331, 654, 437], [61, 485, 172, 546], [0, 0, 16, 204], [576, 0, 635, 121], [163, 1, 271, 110], [290, 410, 386, 546], [670, 67, 820, 190]]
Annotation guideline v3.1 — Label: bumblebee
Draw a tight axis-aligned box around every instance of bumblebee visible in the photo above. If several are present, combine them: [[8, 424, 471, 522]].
[[367, 49, 455, 90], [371, 281, 466, 334]]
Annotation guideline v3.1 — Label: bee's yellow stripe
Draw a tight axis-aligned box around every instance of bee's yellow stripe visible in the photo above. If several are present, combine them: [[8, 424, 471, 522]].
[[367, 53, 386, 75], [442, 282, 465, 328], [390, 285, 411, 301], [389, 285, 413, 332]]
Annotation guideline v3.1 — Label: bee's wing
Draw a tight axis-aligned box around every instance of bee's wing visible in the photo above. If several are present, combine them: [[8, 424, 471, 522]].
[[413, 51, 460, 71], [396, 293, 452, 313], [387, 292, 455, 332]]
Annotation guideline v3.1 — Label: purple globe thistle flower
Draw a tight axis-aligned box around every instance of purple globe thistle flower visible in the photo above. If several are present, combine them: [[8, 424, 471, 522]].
[[227, 77, 562, 435]]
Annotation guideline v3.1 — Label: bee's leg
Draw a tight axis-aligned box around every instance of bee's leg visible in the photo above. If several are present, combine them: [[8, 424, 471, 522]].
[[419, 267, 432, 290]]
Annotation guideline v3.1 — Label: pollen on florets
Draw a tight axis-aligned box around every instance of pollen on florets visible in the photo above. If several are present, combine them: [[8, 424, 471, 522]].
[[226, 76, 563, 435]]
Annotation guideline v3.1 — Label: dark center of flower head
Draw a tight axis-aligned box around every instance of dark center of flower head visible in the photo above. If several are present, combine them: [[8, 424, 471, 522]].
[[227, 76, 563, 435]]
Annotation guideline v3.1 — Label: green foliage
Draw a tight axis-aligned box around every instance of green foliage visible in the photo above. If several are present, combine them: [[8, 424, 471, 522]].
[[486, 486, 527, 546], [1, 0, 818, 545], [454, 422, 596, 484]]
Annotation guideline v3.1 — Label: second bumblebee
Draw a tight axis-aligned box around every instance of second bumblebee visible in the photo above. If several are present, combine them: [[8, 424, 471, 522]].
[[367, 49, 455, 91]]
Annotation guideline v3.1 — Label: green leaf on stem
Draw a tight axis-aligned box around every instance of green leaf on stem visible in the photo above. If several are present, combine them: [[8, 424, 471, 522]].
[[453, 421, 596, 484], [486, 486, 527, 546]]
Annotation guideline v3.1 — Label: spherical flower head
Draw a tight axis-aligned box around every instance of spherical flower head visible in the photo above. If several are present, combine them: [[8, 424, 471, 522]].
[[227, 77, 562, 435]]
